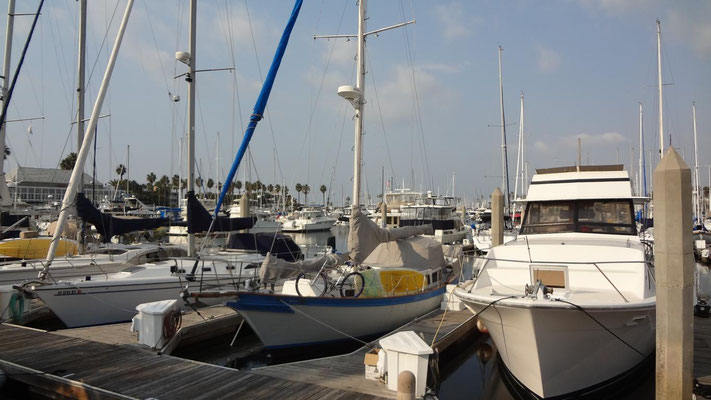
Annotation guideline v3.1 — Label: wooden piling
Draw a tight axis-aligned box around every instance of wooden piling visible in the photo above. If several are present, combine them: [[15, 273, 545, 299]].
[[491, 188, 504, 247], [239, 193, 249, 217], [654, 147, 694, 400]]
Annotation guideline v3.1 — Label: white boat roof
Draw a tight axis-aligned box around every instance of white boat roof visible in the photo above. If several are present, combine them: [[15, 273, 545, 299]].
[[526, 165, 633, 201]]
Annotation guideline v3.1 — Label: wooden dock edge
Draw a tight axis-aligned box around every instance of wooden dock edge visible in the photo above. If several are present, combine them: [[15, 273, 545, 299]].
[[0, 358, 136, 400]]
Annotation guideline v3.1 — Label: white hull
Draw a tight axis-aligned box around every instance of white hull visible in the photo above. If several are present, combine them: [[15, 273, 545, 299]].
[[456, 293, 655, 397], [281, 218, 335, 232], [432, 227, 469, 244], [0, 244, 181, 287], [31, 256, 261, 327], [229, 288, 444, 348]]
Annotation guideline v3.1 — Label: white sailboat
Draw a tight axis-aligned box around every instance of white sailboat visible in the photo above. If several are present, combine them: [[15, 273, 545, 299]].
[[455, 165, 655, 398]]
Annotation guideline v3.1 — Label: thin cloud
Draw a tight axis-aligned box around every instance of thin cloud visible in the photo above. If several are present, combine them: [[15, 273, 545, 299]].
[[563, 132, 627, 147], [435, 3, 478, 42], [536, 46, 561, 73]]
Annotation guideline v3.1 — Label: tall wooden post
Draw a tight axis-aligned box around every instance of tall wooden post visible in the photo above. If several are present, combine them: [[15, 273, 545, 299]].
[[492, 188, 504, 247], [654, 147, 693, 400]]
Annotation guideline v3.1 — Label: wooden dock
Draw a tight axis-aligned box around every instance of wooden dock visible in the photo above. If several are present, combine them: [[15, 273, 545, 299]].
[[0, 308, 476, 399], [54, 305, 241, 354], [695, 315, 711, 386], [251, 309, 477, 399]]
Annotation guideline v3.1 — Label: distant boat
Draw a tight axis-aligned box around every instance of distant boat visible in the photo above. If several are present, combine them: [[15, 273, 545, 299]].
[[455, 165, 655, 398], [280, 207, 336, 232]]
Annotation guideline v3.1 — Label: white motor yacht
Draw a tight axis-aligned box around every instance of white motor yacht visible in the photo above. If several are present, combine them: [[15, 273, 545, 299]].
[[455, 165, 655, 398], [280, 208, 335, 232]]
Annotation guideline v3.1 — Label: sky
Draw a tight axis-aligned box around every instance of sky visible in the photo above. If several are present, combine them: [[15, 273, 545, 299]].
[[1, 0, 710, 206]]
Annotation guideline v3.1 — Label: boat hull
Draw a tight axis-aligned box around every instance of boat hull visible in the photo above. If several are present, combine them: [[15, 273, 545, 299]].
[[281, 219, 335, 232], [228, 287, 445, 348], [32, 276, 235, 327], [455, 293, 655, 398], [0, 238, 77, 260]]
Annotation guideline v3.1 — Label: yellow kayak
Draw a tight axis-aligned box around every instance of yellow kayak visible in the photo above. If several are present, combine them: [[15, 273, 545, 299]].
[[0, 237, 78, 260]]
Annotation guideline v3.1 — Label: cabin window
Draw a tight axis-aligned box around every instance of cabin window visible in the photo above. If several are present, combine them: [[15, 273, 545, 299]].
[[521, 200, 635, 235], [431, 272, 437, 283]]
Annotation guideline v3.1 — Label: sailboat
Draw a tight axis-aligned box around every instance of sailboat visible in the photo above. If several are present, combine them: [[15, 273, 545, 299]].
[[223, 0, 458, 349], [13, 0, 312, 328]]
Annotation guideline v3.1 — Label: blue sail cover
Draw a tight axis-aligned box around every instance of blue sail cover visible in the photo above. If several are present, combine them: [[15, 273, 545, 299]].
[[214, 0, 303, 216]]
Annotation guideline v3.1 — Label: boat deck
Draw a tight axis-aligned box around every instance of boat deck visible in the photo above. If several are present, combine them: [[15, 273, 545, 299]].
[[0, 308, 476, 399]]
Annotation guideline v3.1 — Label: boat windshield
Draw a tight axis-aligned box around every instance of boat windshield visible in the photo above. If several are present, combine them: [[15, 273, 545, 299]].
[[521, 200, 636, 235]]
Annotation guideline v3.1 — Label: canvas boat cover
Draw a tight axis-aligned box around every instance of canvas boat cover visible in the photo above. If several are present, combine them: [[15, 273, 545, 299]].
[[76, 193, 170, 242], [227, 232, 303, 262], [259, 251, 348, 283], [186, 191, 256, 233], [258, 208, 441, 283], [348, 209, 433, 265]]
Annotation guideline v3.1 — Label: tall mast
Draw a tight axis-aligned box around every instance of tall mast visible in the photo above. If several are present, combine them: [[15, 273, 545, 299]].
[[76, 0, 87, 252], [186, 0, 197, 256], [46, 0, 134, 268], [692, 101, 700, 222], [638, 103, 646, 197], [351, 0, 367, 209], [514, 91, 523, 203], [0, 0, 15, 207], [657, 19, 664, 159], [498, 46, 511, 212]]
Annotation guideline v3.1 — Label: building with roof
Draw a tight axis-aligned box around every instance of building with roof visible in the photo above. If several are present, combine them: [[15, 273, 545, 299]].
[[6, 167, 115, 204]]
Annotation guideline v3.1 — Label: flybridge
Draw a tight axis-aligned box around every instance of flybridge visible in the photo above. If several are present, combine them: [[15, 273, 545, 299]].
[[526, 166, 634, 202]]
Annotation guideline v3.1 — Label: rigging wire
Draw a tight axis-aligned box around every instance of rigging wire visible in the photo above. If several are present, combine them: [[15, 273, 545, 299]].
[[243, 0, 283, 184], [223, 0, 246, 186], [366, 55, 395, 182], [397, 0, 432, 191]]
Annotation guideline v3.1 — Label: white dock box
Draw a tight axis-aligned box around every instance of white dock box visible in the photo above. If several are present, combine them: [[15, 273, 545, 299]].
[[131, 299, 178, 348], [379, 331, 433, 397]]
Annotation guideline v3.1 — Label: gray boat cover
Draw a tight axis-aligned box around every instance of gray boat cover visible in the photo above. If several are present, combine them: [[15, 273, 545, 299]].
[[348, 209, 433, 265], [362, 236, 446, 270], [258, 208, 437, 283], [259, 251, 348, 283]]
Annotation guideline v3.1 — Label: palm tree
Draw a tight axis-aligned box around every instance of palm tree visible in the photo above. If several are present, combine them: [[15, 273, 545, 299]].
[[171, 174, 180, 188], [207, 178, 214, 191], [116, 164, 126, 181], [235, 180, 242, 194], [302, 184, 310, 206], [267, 184, 274, 193], [320, 184, 327, 206], [60, 153, 77, 170], [146, 172, 157, 186], [295, 183, 302, 205]]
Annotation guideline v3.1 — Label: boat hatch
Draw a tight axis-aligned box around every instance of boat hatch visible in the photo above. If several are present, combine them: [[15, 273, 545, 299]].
[[529, 264, 569, 289]]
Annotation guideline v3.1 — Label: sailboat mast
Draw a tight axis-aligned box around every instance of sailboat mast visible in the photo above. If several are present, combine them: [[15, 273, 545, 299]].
[[514, 92, 523, 203], [352, 0, 367, 209], [187, 0, 197, 256], [638, 103, 644, 196], [76, 0, 87, 253], [0, 0, 15, 207], [693, 101, 700, 222], [497, 45, 511, 212], [657, 19, 664, 159], [46, 0, 134, 267]]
